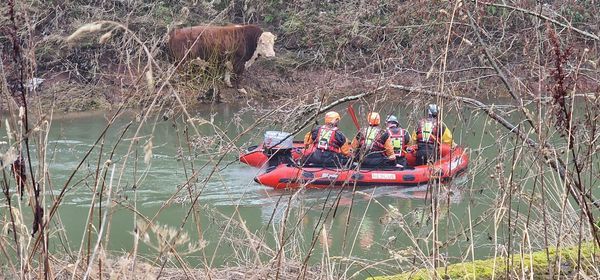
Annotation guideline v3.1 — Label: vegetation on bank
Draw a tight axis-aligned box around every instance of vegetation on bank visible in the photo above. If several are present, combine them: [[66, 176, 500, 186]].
[[372, 243, 599, 280], [1, 0, 599, 279], [1, 0, 598, 111]]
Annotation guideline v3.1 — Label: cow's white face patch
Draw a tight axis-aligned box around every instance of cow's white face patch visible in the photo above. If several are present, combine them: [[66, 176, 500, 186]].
[[245, 32, 276, 69], [256, 32, 276, 58]]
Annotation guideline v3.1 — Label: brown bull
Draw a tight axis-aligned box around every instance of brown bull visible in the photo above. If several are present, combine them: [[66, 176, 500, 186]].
[[167, 24, 276, 91]]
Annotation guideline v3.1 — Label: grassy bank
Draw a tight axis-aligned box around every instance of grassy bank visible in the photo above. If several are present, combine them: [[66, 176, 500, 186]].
[[372, 243, 599, 280]]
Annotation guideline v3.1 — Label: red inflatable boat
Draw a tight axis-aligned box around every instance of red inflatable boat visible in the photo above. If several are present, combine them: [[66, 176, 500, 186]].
[[239, 141, 305, 168], [253, 144, 469, 189]]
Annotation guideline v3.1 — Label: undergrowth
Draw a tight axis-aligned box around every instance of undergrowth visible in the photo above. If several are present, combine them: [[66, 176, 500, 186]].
[[0, 0, 599, 279]]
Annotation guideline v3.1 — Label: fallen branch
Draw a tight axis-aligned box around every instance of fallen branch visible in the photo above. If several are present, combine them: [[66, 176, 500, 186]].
[[388, 83, 600, 211], [465, 2, 599, 245], [465, 3, 537, 130], [288, 85, 386, 137]]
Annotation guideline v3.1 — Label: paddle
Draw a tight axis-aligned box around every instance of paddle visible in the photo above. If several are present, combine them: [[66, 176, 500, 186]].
[[347, 103, 360, 131]]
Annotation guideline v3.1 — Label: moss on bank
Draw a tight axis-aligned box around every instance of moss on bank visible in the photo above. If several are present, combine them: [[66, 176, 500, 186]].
[[372, 243, 599, 280]]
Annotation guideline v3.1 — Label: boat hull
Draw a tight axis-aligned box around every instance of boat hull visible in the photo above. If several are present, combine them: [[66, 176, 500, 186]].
[[254, 145, 469, 189]]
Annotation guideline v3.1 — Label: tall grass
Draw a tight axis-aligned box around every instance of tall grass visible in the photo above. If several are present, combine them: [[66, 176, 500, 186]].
[[1, 0, 599, 279]]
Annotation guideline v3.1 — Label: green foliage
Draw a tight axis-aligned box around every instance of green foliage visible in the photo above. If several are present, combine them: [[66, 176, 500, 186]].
[[371, 243, 599, 280], [366, 14, 389, 26], [282, 14, 304, 34], [563, 8, 590, 25], [486, 5, 498, 16], [212, 0, 231, 11], [34, 40, 62, 63], [264, 14, 274, 23], [152, 3, 173, 25]]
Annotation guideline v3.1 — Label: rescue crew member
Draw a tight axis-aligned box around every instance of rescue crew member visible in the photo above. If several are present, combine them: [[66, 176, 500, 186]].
[[351, 112, 395, 168], [385, 115, 411, 168], [303, 111, 351, 167], [412, 104, 453, 165]]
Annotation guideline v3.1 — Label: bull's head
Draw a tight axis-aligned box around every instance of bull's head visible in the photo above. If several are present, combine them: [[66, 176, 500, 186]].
[[245, 32, 276, 69], [256, 32, 276, 58]]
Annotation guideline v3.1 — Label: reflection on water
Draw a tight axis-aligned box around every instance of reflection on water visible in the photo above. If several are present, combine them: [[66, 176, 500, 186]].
[[359, 218, 374, 250], [1, 106, 478, 275], [253, 183, 466, 224]]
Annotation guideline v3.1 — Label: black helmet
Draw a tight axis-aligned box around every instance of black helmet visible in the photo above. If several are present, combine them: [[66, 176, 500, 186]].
[[427, 104, 439, 117]]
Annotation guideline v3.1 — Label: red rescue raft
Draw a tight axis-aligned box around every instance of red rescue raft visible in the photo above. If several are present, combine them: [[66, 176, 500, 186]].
[[254, 144, 469, 189], [239, 141, 305, 168]]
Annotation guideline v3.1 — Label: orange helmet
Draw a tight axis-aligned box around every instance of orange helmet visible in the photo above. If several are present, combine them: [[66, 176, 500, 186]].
[[324, 111, 341, 125], [367, 112, 380, 126]]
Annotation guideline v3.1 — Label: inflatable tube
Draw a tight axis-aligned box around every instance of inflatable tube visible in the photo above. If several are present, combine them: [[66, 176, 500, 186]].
[[239, 141, 305, 168], [254, 145, 469, 189]]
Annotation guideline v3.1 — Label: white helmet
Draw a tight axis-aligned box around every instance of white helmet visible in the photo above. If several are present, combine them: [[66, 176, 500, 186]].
[[427, 104, 439, 117], [386, 115, 399, 124]]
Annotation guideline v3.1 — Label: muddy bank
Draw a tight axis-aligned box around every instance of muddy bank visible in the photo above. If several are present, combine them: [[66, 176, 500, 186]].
[[4, 53, 517, 114], [4, 1, 597, 113], [5, 57, 388, 112]]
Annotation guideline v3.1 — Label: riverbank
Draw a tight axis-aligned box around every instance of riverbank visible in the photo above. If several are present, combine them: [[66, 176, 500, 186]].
[[372, 243, 599, 280], [21, 62, 384, 113], [4, 1, 597, 113], [0, 254, 321, 279], [2, 2, 600, 280]]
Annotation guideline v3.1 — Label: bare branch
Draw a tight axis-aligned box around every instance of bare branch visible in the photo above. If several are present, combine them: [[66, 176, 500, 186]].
[[388, 83, 600, 211], [464, 3, 537, 130], [478, 1, 600, 42]]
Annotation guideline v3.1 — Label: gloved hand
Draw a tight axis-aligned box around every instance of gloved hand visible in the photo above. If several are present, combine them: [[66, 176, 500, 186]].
[[387, 154, 396, 161]]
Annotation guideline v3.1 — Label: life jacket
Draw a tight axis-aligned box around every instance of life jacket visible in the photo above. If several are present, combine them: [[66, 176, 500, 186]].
[[416, 118, 440, 144], [388, 127, 406, 157], [314, 125, 341, 153], [360, 127, 385, 152]]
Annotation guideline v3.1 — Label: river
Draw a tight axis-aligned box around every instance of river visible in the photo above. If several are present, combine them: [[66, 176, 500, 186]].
[[2, 102, 595, 277]]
